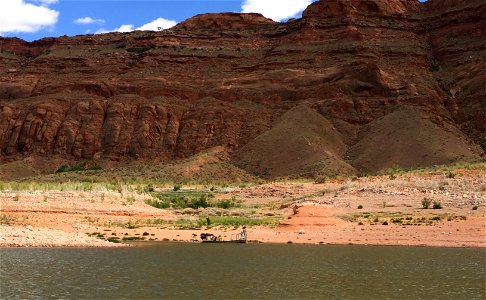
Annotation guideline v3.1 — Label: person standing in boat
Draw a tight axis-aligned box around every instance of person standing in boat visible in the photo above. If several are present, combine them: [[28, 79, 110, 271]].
[[240, 226, 247, 241]]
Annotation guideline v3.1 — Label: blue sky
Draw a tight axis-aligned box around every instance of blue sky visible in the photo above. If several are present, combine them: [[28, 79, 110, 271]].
[[1, 0, 427, 42], [0, 0, 315, 41]]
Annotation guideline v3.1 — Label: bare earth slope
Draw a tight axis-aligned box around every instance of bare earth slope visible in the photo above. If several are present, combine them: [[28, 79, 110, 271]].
[[349, 106, 483, 172], [0, 0, 485, 179], [234, 104, 356, 178]]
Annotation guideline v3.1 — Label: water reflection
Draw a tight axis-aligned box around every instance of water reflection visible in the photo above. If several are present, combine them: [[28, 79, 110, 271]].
[[1, 244, 485, 299]]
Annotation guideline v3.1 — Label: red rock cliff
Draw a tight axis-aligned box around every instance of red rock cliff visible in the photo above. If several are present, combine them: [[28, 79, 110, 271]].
[[0, 0, 484, 177]]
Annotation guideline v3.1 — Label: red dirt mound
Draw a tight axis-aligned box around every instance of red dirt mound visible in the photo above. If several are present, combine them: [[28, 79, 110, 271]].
[[233, 105, 356, 178], [348, 107, 483, 172]]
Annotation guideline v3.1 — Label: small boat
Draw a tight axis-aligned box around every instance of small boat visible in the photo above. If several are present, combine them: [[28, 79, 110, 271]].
[[200, 227, 247, 243]]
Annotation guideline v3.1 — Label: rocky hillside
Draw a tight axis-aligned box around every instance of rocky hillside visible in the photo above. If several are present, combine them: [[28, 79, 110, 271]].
[[0, 0, 484, 179]]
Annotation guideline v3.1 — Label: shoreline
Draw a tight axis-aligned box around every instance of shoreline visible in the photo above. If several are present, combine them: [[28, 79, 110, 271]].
[[1, 171, 484, 249], [2, 218, 485, 248]]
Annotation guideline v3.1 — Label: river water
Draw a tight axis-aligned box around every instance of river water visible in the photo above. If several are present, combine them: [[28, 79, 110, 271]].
[[1, 243, 484, 299]]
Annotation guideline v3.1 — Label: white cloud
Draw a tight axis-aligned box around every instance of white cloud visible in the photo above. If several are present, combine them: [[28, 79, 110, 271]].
[[0, 0, 59, 35], [241, 0, 313, 22], [136, 18, 177, 31], [96, 17, 177, 34], [96, 24, 133, 34], [74, 17, 105, 25], [27, 0, 58, 5]]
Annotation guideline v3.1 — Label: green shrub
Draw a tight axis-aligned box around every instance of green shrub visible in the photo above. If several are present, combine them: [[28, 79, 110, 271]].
[[145, 198, 170, 209], [55, 165, 69, 173], [196, 216, 278, 227], [146, 191, 213, 209], [357, 205, 363, 209], [189, 195, 210, 209], [126, 47, 152, 54], [173, 184, 181, 191], [433, 201, 442, 209], [107, 237, 120, 243], [472, 205, 479, 210], [69, 165, 83, 172], [447, 171, 456, 179], [214, 197, 238, 209], [55, 164, 98, 173], [422, 197, 432, 209], [122, 236, 144, 241], [126, 221, 138, 229]]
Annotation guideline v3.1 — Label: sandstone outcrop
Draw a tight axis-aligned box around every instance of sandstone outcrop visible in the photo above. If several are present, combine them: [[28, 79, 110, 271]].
[[0, 0, 484, 178]]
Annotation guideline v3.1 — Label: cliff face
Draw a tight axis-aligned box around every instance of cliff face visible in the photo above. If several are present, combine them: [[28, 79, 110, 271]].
[[0, 0, 484, 177]]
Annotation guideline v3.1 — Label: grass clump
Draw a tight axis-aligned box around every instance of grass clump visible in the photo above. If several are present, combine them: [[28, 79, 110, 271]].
[[106, 220, 140, 229], [125, 196, 136, 205], [0, 214, 15, 225], [357, 205, 363, 209], [0, 181, 126, 193], [175, 219, 201, 230]]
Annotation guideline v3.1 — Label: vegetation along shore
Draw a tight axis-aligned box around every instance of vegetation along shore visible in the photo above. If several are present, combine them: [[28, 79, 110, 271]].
[[1, 163, 484, 248]]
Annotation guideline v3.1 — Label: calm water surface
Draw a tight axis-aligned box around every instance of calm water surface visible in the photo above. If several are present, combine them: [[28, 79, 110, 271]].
[[1, 243, 485, 299]]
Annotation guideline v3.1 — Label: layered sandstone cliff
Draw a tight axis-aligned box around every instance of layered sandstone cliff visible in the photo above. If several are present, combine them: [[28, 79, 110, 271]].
[[0, 0, 484, 178]]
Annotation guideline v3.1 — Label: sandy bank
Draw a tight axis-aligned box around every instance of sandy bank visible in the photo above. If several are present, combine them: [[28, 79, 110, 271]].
[[0, 225, 127, 248], [1, 170, 484, 248]]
